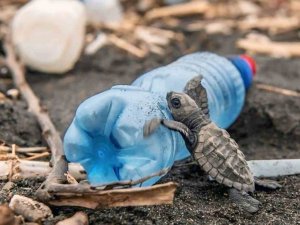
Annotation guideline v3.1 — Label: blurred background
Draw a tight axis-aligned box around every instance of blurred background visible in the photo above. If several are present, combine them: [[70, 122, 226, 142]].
[[0, 0, 299, 224]]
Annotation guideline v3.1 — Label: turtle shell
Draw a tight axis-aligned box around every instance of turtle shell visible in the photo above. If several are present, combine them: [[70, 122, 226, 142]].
[[193, 123, 255, 192]]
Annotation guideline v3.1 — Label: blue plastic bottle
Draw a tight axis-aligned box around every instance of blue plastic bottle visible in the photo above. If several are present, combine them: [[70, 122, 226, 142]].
[[63, 52, 256, 186]]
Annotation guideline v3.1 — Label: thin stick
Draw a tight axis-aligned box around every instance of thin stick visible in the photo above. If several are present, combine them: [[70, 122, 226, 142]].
[[4, 37, 68, 201], [99, 167, 171, 189], [0, 145, 48, 153], [145, 1, 210, 20], [108, 34, 147, 58], [25, 152, 50, 161], [237, 37, 300, 58], [256, 84, 300, 97]]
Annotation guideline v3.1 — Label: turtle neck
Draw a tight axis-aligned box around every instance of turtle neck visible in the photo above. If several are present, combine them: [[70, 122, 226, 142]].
[[181, 108, 211, 132]]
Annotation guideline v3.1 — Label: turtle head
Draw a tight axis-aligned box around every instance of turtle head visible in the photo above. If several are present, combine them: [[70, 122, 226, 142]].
[[166, 92, 199, 122]]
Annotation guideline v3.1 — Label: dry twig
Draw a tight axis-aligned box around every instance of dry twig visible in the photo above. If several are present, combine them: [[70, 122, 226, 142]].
[[145, 1, 210, 20], [108, 34, 147, 58], [0, 145, 48, 153], [25, 152, 50, 161], [4, 36, 68, 200], [237, 34, 300, 58], [237, 16, 300, 34], [256, 84, 300, 97]]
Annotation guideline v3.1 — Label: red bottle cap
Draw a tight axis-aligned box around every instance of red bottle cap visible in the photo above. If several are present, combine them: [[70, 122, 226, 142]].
[[240, 55, 257, 76]]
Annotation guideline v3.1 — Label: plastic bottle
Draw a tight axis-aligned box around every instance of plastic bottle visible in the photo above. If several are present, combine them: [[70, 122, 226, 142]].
[[64, 52, 256, 186], [12, 0, 86, 74], [64, 86, 179, 186], [80, 0, 123, 26]]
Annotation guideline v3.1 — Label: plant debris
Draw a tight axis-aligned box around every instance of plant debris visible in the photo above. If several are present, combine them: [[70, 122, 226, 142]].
[[55, 212, 88, 225]]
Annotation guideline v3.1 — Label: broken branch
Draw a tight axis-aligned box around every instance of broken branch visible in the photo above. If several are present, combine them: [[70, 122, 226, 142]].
[[4, 35, 68, 201], [49, 182, 178, 209]]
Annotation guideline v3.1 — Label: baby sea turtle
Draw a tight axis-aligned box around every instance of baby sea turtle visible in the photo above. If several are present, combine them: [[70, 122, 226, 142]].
[[143, 76, 281, 213]]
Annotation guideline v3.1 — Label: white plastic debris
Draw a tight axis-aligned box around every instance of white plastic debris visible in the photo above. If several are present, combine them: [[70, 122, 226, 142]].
[[82, 0, 123, 26], [248, 159, 300, 178], [12, 0, 86, 74], [84, 32, 108, 55]]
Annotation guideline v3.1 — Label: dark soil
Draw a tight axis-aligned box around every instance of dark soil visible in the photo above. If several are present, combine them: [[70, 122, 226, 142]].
[[1, 28, 300, 224]]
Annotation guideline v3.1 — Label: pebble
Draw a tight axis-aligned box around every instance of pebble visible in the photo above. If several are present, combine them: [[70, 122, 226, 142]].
[[6, 89, 20, 100], [56, 212, 88, 225], [2, 181, 15, 192], [9, 195, 53, 222]]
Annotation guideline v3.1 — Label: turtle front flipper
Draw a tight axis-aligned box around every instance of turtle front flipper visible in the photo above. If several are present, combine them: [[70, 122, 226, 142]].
[[143, 118, 163, 137], [143, 118, 196, 147], [184, 75, 209, 117]]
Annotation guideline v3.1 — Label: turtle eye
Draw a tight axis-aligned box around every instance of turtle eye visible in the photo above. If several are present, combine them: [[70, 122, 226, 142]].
[[171, 98, 181, 109]]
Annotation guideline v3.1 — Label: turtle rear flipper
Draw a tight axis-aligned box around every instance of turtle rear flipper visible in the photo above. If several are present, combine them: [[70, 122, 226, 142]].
[[255, 178, 282, 190], [229, 188, 261, 213]]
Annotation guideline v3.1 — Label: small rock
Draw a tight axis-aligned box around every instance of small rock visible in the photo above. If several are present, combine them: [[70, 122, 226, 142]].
[[0, 204, 23, 225], [9, 195, 53, 222], [2, 181, 15, 192], [6, 89, 20, 100], [56, 212, 88, 225]]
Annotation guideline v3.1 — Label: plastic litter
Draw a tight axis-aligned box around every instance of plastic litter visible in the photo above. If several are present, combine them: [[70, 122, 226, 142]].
[[12, 0, 86, 74], [64, 52, 256, 186], [81, 0, 123, 26], [248, 159, 300, 178]]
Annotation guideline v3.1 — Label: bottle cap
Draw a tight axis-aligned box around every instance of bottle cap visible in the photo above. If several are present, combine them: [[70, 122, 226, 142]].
[[227, 55, 256, 90]]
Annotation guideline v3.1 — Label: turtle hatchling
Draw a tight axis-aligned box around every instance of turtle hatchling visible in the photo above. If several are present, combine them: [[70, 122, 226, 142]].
[[143, 76, 281, 213]]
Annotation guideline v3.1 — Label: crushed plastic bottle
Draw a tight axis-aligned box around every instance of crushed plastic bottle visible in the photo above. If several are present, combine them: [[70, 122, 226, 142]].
[[64, 52, 256, 186], [64, 86, 179, 186], [12, 0, 86, 74]]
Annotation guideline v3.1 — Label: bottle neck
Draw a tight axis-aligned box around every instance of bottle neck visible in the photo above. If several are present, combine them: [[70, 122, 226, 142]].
[[227, 55, 256, 90]]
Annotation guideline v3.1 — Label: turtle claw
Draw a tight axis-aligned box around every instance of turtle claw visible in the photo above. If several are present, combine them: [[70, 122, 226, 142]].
[[255, 179, 282, 190], [143, 118, 162, 137], [229, 188, 261, 214]]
